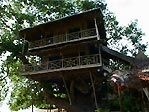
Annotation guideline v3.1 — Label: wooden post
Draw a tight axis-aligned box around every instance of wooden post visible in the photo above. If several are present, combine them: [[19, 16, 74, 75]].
[[32, 100, 34, 112], [50, 105, 52, 112], [117, 83, 123, 112], [78, 52, 81, 66], [94, 18, 102, 65], [94, 18, 100, 40], [89, 72, 98, 110], [62, 75, 72, 105], [61, 53, 64, 69], [143, 88, 149, 101], [66, 33, 68, 41]]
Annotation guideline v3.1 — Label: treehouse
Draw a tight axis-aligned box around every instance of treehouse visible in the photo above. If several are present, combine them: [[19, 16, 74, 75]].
[[19, 8, 133, 80], [19, 8, 135, 111], [19, 8, 107, 80]]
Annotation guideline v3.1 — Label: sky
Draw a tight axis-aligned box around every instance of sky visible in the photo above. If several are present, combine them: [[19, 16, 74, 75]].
[[106, 0, 149, 55], [0, 0, 149, 112]]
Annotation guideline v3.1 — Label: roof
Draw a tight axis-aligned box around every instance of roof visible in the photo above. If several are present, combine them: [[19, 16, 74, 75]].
[[102, 46, 135, 64], [19, 8, 106, 41]]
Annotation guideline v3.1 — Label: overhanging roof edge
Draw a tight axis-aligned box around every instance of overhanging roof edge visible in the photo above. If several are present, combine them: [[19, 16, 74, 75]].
[[102, 46, 135, 64], [19, 8, 103, 35]]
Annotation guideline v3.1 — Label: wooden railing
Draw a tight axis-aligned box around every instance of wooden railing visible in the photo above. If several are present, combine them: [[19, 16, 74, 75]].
[[29, 28, 96, 49], [22, 54, 101, 73]]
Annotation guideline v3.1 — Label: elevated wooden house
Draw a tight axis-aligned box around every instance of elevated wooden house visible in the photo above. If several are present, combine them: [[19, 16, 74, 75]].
[[19, 8, 132, 80], [19, 8, 134, 111], [19, 8, 108, 80]]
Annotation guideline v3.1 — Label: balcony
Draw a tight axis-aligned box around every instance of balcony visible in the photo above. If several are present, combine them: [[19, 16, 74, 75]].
[[29, 28, 97, 50], [22, 54, 101, 75]]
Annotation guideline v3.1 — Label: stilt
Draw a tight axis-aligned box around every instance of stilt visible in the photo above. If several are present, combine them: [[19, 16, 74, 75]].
[[143, 87, 149, 101], [62, 75, 72, 105], [50, 105, 52, 112], [117, 83, 123, 112], [89, 72, 98, 110], [32, 103, 33, 112]]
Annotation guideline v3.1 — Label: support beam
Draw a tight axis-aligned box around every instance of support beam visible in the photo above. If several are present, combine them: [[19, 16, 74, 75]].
[[62, 75, 72, 105], [94, 18, 100, 40], [143, 88, 149, 101], [89, 72, 98, 110], [94, 18, 102, 66]]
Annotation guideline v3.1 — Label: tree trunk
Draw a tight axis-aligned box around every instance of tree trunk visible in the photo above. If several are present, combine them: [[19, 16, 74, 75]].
[[43, 90, 83, 112], [40, 82, 84, 112]]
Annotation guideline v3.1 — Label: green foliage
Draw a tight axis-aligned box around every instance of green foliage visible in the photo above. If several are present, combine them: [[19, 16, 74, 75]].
[[9, 78, 46, 110], [0, 0, 148, 111], [105, 13, 147, 56], [109, 91, 143, 112], [122, 90, 144, 112]]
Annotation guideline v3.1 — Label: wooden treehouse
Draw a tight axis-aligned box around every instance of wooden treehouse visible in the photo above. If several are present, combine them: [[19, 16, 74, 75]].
[[19, 8, 134, 112]]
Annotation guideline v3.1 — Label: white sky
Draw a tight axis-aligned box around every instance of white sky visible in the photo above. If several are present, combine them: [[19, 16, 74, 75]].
[[0, 0, 149, 111], [106, 0, 149, 55]]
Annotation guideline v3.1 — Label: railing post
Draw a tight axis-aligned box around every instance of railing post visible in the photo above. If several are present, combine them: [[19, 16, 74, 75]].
[[47, 62, 49, 70], [94, 18, 100, 40], [94, 54, 97, 64], [62, 58, 64, 68], [78, 55, 81, 66], [94, 18, 102, 65], [66, 33, 68, 41], [80, 31, 82, 38]]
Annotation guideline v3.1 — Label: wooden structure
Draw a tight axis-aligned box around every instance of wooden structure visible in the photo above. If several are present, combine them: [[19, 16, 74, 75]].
[[19, 8, 135, 112], [19, 8, 106, 80], [19, 8, 133, 80]]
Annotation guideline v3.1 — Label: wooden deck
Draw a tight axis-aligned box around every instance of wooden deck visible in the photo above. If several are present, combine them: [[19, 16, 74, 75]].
[[22, 54, 101, 76]]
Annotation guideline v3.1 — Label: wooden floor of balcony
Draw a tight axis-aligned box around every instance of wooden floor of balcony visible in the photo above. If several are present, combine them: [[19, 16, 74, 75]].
[[29, 28, 97, 51], [24, 65, 102, 81], [22, 54, 102, 80]]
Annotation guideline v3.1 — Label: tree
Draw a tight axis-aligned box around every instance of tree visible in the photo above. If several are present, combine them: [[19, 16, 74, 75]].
[[0, 0, 147, 112]]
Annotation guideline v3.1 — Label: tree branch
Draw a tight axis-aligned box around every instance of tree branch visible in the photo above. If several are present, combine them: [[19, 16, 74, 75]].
[[40, 82, 82, 112]]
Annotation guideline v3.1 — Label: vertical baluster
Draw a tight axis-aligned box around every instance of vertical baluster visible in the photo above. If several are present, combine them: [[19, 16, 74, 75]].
[[63, 35, 65, 42], [95, 54, 97, 64], [29, 42, 31, 48], [49, 62, 52, 70], [80, 30, 83, 38], [65, 33, 68, 41], [62, 58, 63, 69], [98, 54, 100, 64], [53, 36, 55, 44], [79, 31, 81, 39], [87, 55, 89, 65], [78, 55, 80, 66], [47, 62, 49, 70]]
